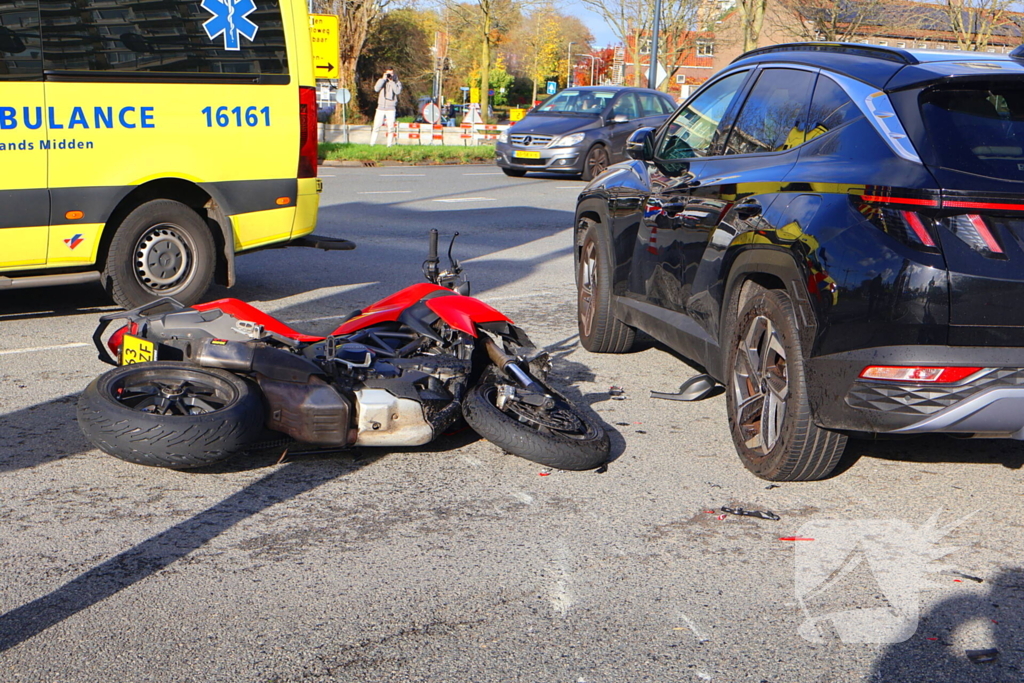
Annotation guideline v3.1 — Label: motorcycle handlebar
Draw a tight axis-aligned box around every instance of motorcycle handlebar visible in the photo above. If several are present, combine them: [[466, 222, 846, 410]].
[[428, 229, 438, 262]]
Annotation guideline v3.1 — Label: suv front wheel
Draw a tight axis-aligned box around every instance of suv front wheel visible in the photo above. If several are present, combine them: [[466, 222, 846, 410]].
[[726, 284, 847, 481]]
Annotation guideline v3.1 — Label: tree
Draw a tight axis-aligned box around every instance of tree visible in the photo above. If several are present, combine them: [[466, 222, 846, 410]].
[[778, 0, 899, 42], [942, 0, 1014, 51], [579, 0, 652, 86], [314, 0, 394, 118], [489, 54, 515, 105], [736, 0, 768, 51], [441, 0, 523, 122], [357, 9, 435, 117], [579, 0, 697, 88]]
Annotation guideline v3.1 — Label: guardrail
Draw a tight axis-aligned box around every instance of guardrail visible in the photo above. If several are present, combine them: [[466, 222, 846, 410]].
[[395, 122, 511, 146]]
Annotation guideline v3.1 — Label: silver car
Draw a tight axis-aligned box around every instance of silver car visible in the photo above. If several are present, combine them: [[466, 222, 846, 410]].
[[496, 86, 676, 180]]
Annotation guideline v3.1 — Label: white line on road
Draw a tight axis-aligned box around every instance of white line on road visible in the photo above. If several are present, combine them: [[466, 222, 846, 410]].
[[378, 174, 425, 177], [556, 186, 581, 189], [357, 190, 413, 194], [318, 174, 336, 177], [0, 342, 90, 356], [433, 197, 496, 203], [678, 613, 709, 643]]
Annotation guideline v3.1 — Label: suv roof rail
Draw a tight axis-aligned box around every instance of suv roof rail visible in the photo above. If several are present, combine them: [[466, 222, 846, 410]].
[[732, 42, 920, 66]]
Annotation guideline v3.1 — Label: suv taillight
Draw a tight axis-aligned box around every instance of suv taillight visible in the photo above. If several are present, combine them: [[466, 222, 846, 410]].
[[298, 86, 317, 178], [863, 206, 941, 252], [942, 214, 1005, 258]]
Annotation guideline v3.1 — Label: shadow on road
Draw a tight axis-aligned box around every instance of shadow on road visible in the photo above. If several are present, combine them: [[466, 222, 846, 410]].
[[871, 568, 1024, 682], [0, 456, 379, 653]]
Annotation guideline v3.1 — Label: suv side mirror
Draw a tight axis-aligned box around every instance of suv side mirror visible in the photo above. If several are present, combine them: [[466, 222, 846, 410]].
[[625, 127, 656, 161], [609, 113, 629, 125]]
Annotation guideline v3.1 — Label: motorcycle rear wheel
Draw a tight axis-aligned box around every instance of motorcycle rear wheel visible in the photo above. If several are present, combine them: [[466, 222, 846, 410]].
[[77, 362, 263, 469], [463, 370, 609, 470]]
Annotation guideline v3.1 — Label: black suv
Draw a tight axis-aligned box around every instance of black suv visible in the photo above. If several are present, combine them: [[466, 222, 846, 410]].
[[575, 42, 1024, 481]]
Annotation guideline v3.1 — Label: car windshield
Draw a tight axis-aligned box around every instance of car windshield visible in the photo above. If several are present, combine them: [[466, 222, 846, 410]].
[[920, 82, 1024, 179], [536, 90, 615, 115]]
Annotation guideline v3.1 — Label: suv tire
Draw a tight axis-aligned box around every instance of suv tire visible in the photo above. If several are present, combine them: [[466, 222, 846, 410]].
[[576, 218, 635, 353], [726, 284, 846, 481]]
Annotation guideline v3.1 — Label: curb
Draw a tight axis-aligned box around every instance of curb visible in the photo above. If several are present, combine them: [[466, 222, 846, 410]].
[[320, 159, 494, 168]]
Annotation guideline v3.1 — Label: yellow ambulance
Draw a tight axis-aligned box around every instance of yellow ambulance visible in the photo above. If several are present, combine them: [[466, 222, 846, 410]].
[[0, 0, 344, 309]]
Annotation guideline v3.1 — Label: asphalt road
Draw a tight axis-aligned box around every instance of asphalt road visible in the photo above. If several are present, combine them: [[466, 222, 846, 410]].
[[1, 164, 1022, 683]]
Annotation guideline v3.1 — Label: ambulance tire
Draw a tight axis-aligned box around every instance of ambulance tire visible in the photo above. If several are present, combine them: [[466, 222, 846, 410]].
[[104, 199, 216, 310]]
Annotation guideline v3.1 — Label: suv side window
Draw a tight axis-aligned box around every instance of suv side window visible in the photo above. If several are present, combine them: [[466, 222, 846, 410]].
[[657, 71, 747, 159], [39, 0, 288, 76], [724, 68, 816, 155], [0, 1, 42, 80], [806, 74, 863, 141]]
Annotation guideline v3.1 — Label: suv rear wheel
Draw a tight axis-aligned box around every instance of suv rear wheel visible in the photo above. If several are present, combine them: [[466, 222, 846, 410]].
[[726, 284, 847, 481]]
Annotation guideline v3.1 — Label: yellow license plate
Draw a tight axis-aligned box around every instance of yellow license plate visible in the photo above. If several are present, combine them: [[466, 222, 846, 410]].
[[514, 150, 541, 159], [120, 334, 156, 365]]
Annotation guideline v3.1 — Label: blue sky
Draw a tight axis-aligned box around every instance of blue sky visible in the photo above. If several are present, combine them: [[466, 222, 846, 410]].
[[562, 0, 619, 48]]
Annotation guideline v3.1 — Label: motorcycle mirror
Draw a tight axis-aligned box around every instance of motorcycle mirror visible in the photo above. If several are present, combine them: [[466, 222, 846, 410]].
[[447, 231, 461, 274]]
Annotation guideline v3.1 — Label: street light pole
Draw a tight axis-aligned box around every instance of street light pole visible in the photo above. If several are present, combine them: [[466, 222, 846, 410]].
[[577, 55, 599, 85], [566, 41, 574, 87], [648, 0, 662, 89]]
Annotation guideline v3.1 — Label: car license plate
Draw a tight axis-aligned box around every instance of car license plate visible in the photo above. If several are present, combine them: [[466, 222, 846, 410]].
[[120, 334, 156, 365], [514, 150, 541, 159]]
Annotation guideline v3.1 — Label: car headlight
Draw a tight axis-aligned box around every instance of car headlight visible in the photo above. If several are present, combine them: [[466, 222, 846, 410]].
[[553, 132, 586, 147], [496, 130, 508, 143]]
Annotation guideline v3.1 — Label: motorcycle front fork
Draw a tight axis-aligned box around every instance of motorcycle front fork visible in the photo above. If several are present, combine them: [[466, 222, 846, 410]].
[[483, 337, 555, 410]]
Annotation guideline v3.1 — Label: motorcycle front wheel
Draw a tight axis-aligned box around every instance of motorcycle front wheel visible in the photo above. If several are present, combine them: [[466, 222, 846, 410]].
[[77, 362, 263, 469], [463, 370, 609, 470]]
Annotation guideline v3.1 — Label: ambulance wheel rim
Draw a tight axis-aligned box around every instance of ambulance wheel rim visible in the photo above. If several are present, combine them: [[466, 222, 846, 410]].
[[135, 224, 194, 290]]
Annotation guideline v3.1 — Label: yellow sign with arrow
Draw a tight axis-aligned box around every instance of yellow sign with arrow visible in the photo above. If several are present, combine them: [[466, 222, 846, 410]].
[[310, 14, 339, 80]]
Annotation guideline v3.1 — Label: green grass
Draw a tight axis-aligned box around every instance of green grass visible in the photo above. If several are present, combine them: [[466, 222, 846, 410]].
[[318, 142, 496, 165]]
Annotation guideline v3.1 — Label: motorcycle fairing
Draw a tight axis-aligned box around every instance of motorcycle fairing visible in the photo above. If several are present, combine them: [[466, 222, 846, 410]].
[[193, 299, 324, 343], [332, 284, 512, 338], [425, 296, 512, 337]]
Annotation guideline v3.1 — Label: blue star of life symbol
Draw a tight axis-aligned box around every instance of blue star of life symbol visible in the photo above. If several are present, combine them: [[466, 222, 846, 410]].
[[201, 0, 259, 51]]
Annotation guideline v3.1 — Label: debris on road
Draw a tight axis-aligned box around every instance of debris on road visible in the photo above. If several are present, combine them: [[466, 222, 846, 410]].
[[765, 484, 781, 490], [650, 374, 717, 402], [779, 537, 815, 541], [610, 386, 627, 400], [721, 506, 780, 521], [539, 468, 552, 476], [943, 570, 984, 583], [966, 648, 999, 663]]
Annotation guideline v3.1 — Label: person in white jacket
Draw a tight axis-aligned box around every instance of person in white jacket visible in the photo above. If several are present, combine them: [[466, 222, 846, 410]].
[[370, 68, 402, 146]]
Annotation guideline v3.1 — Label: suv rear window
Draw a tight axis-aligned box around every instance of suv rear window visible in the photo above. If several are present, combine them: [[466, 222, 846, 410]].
[[920, 83, 1024, 179]]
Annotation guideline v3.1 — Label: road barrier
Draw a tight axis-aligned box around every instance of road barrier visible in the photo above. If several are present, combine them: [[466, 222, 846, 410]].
[[396, 122, 511, 146]]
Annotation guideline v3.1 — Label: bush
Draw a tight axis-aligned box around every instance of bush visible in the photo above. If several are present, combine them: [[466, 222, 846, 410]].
[[318, 143, 496, 164]]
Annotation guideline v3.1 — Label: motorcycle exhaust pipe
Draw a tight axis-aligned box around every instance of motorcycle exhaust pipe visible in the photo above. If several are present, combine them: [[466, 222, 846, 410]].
[[189, 338, 255, 371]]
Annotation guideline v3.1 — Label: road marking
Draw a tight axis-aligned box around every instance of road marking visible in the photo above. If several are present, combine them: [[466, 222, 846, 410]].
[[556, 186, 581, 189], [511, 492, 535, 505], [357, 190, 412, 194], [378, 174, 425, 177], [318, 174, 336, 177], [549, 545, 574, 617], [434, 197, 496, 203], [0, 342, 90, 356], [462, 172, 504, 176], [678, 613, 709, 643]]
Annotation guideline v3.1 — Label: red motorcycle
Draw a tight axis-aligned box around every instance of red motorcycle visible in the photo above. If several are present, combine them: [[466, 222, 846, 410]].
[[78, 231, 609, 470]]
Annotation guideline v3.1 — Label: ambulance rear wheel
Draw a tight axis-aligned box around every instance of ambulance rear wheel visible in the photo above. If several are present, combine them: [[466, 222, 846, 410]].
[[104, 199, 216, 310]]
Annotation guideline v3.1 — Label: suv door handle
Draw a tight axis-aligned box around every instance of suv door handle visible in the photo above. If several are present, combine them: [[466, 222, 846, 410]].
[[735, 199, 762, 219]]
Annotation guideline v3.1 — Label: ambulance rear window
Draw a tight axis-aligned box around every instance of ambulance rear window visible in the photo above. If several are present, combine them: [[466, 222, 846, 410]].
[[39, 0, 288, 79], [0, 1, 42, 80]]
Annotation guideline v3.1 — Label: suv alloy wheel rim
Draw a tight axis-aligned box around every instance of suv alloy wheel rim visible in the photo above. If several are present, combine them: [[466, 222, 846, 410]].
[[578, 238, 598, 337], [732, 314, 789, 453]]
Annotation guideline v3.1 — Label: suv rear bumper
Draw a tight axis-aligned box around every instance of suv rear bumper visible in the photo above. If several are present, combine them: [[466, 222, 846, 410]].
[[807, 345, 1024, 437]]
